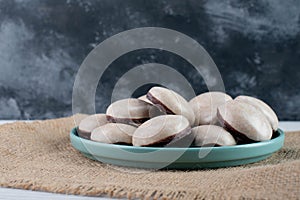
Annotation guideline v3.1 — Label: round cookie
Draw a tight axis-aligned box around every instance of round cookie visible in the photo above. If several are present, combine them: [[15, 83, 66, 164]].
[[189, 92, 232, 126], [91, 123, 136, 145], [192, 125, 236, 147], [235, 95, 278, 131], [217, 100, 272, 142], [132, 115, 191, 147], [147, 87, 195, 125], [78, 114, 108, 139], [106, 98, 155, 127]]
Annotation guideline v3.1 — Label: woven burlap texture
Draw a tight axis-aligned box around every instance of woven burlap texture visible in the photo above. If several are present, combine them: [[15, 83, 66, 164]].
[[0, 115, 299, 199]]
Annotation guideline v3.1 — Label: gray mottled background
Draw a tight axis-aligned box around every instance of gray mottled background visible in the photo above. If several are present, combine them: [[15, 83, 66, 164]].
[[0, 0, 299, 120]]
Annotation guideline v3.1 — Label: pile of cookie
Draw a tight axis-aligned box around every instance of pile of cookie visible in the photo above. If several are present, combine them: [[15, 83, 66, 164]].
[[77, 86, 278, 147]]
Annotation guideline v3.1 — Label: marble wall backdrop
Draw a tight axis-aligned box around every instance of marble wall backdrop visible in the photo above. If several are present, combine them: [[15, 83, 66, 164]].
[[0, 0, 299, 120]]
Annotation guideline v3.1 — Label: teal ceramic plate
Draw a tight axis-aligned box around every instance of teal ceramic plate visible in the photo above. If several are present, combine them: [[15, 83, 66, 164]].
[[70, 127, 284, 169]]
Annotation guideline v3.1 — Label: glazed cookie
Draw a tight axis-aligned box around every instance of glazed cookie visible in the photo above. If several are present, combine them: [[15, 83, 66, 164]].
[[147, 87, 195, 125], [132, 115, 191, 147], [192, 125, 236, 147], [235, 95, 278, 131], [91, 123, 136, 145], [217, 100, 272, 142], [78, 114, 108, 139], [106, 98, 155, 126], [189, 92, 232, 126]]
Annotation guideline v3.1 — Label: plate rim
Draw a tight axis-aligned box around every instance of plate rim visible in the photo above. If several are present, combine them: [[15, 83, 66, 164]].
[[70, 127, 285, 168], [70, 126, 284, 152]]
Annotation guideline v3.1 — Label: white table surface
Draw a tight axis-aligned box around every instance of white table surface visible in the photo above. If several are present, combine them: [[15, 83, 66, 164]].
[[0, 120, 299, 200]]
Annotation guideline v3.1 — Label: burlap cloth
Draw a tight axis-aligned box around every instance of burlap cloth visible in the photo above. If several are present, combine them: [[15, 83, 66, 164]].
[[0, 115, 299, 199]]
